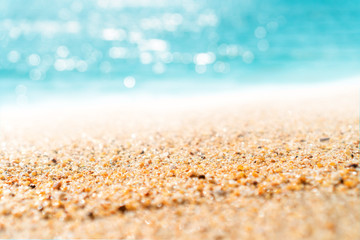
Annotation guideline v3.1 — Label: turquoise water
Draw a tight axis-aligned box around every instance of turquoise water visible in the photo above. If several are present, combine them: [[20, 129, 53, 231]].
[[0, 0, 360, 103]]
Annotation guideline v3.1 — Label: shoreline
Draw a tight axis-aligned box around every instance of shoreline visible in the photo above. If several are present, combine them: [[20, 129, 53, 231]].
[[1, 75, 359, 115]]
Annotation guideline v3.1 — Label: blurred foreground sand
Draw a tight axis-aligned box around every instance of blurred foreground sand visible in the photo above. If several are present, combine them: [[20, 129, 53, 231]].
[[0, 80, 359, 239]]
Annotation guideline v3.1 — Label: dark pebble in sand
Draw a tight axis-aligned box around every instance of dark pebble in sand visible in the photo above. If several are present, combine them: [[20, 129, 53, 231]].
[[29, 184, 36, 189], [190, 172, 206, 179], [319, 137, 330, 142], [87, 212, 95, 220], [198, 174, 206, 179], [339, 177, 344, 184], [347, 163, 358, 168], [118, 205, 127, 213]]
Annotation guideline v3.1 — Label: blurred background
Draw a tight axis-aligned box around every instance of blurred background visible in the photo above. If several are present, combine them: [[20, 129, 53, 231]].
[[0, 0, 360, 104]]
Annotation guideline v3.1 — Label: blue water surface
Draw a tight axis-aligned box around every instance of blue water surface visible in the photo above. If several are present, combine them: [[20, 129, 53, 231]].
[[0, 0, 359, 104]]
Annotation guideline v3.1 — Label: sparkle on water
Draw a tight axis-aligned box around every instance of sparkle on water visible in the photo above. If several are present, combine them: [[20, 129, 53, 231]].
[[0, 0, 360, 103]]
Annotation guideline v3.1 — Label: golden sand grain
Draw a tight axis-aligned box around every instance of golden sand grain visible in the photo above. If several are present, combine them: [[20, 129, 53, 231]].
[[0, 84, 359, 239]]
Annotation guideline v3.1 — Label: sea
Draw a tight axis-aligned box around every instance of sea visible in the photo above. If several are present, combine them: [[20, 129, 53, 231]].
[[0, 0, 360, 105]]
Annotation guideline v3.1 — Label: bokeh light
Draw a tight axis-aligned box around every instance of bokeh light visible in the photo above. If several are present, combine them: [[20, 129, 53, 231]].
[[0, 0, 359, 104]]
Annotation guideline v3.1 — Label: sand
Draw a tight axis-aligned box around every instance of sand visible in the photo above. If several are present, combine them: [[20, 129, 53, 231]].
[[0, 81, 359, 239]]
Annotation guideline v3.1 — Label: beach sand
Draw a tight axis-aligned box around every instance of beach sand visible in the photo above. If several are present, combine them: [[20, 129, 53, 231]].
[[0, 81, 359, 239]]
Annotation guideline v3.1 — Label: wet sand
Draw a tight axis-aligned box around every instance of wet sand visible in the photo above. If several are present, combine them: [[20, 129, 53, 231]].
[[0, 81, 359, 239]]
